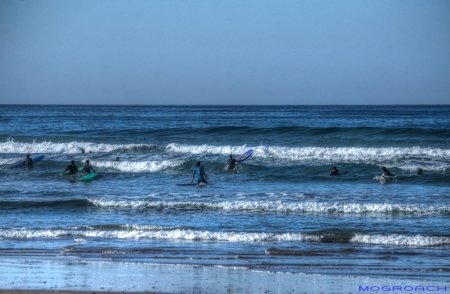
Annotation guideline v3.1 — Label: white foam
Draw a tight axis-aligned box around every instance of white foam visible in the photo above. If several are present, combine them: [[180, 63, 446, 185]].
[[395, 164, 450, 172], [166, 144, 450, 165], [91, 160, 183, 172], [119, 224, 175, 230], [0, 139, 155, 154], [4, 227, 449, 246], [0, 158, 19, 165], [0, 228, 319, 242], [166, 143, 250, 156], [87, 199, 450, 215], [351, 234, 450, 246]]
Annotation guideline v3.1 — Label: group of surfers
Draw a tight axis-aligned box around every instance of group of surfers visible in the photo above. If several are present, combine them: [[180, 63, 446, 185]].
[[22, 153, 210, 184], [190, 154, 240, 185], [329, 165, 424, 177], [22, 154, 97, 175], [199, 155, 425, 185], [21, 153, 424, 185]]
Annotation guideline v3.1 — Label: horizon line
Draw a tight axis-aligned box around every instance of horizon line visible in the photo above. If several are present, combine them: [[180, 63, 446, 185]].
[[1, 103, 449, 107]]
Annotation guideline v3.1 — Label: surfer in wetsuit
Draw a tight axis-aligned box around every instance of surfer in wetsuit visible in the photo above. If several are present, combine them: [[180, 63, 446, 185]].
[[329, 166, 340, 176], [23, 154, 33, 167], [191, 161, 208, 185], [63, 160, 78, 175], [329, 166, 348, 176], [82, 159, 96, 174], [227, 154, 237, 170], [417, 168, 423, 175], [381, 166, 394, 176]]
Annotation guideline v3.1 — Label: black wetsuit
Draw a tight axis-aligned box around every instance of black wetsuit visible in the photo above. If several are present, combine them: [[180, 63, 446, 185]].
[[227, 158, 236, 170], [329, 169, 340, 176], [24, 157, 33, 167], [82, 164, 96, 174], [64, 164, 78, 175], [382, 169, 394, 176]]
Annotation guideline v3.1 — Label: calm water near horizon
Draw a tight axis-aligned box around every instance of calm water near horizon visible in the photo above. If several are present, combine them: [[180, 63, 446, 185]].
[[0, 105, 449, 282]]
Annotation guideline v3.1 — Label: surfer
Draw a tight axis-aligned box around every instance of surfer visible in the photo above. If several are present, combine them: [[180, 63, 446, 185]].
[[329, 166, 340, 176], [191, 161, 208, 185], [63, 160, 78, 175], [23, 154, 33, 167], [82, 159, 97, 174], [329, 166, 348, 176], [227, 154, 237, 170], [417, 168, 423, 175], [80, 148, 85, 154], [381, 166, 394, 176]]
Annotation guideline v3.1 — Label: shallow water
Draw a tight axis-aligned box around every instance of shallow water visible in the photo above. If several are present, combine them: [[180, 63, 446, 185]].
[[1, 105, 449, 281]]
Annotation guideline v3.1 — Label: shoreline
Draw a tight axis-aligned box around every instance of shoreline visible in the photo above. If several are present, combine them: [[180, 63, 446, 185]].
[[0, 258, 448, 294]]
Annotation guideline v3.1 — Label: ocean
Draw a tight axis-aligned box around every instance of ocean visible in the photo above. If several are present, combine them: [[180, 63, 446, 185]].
[[0, 105, 449, 283]]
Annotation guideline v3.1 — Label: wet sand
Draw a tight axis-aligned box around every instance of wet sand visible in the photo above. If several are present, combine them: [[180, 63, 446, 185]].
[[0, 258, 449, 293], [0, 292, 155, 294]]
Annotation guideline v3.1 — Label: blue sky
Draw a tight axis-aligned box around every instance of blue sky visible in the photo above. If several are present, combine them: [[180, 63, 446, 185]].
[[1, 0, 449, 105]]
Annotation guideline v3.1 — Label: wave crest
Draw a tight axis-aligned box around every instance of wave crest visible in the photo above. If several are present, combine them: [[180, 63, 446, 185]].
[[351, 234, 450, 246], [0, 139, 156, 154], [166, 144, 450, 165], [2, 226, 449, 246], [88, 199, 450, 215]]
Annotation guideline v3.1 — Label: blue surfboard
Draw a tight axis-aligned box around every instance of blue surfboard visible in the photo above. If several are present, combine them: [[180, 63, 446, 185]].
[[10, 155, 45, 168], [236, 149, 253, 163]]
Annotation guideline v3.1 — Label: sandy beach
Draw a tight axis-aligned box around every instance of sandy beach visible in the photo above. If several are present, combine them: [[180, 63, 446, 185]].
[[0, 258, 448, 294]]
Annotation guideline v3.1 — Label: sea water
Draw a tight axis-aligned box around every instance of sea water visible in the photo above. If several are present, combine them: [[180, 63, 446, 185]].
[[0, 105, 449, 281]]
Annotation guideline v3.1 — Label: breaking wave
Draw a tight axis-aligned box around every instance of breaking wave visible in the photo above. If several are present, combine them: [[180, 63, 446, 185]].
[[351, 234, 450, 246], [88, 199, 450, 215], [91, 160, 183, 172], [166, 144, 450, 166], [2, 225, 449, 246], [0, 139, 156, 154]]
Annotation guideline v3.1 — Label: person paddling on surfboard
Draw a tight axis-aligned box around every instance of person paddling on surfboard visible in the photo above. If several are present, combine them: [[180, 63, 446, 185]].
[[23, 154, 33, 167], [63, 160, 78, 175], [82, 159, 97, 174], [191, 161, 208, 185], [381, 166, 394, 176], [329, 166, 347, 176]]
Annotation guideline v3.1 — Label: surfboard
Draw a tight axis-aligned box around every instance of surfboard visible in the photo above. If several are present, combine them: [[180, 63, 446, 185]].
[[10, 155, 45, 168], [60, 167, 84, 176], [176, 182, 209, 186], [380, 174, 395, 181], [79, 173, 99, 181], [236, 149, 253, 163]]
